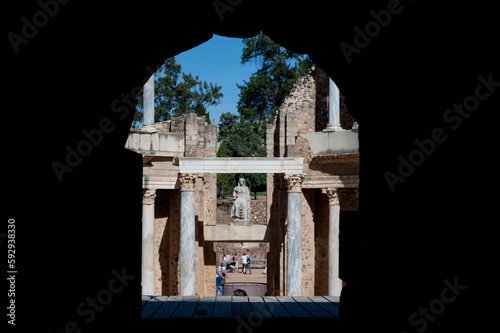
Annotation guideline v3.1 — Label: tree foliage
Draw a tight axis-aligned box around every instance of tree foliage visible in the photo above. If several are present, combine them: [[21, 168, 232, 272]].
[[217, 112, 267, 198], [237, 32, 312, 125], [216, 142, 236, 198], [217, 112, 265, 158], [134, 57, 223, 126], [216, 34, 311, 197]]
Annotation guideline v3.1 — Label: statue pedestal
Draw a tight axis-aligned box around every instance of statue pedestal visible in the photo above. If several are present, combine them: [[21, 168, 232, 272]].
[[232, 219, 252, 226]]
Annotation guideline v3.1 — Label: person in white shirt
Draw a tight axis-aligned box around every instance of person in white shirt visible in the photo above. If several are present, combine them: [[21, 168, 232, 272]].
[[241, 253, 248, 274]]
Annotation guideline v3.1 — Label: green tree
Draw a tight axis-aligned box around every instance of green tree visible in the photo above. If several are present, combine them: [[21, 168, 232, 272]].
[[218, 113, 265, 158], [237, 32, 312, 126], [217, 112, 267, 198], [216, 142, 236, 198], [134, 57, 223, 126], [217, 112, 239, 147]]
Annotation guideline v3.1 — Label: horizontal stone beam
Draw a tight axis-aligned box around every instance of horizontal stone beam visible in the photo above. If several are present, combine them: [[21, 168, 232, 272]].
[[178, 157, 303, 174], [125, 132, 184, 156], [204, 225, 268, 242]]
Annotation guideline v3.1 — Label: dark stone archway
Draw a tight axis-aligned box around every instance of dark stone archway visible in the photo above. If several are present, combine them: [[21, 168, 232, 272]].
[[7, 1, 496, 332]]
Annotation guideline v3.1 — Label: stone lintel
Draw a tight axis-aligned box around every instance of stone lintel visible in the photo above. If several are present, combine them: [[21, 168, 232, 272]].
[[310, 154, 359, 164], [204, 225, 268, 242], [179, 157, 303, 174], [301, 175, 359, 189]]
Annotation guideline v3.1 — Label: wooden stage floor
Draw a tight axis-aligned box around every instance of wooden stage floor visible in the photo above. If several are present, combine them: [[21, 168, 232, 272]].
[[142, 295, 340, 320]]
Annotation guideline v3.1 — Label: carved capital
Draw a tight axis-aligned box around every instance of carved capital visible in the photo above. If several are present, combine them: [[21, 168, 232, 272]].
[[179, 173, 197, 191], [284, 173, 305, 192], [322, 188, 339, 205], [142, 188, 157, 205]]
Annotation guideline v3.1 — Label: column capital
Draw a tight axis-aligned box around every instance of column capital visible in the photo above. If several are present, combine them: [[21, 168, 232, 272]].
[[179, 173, 197, 191], [284, 173, 305, 192], [142, 188, 156, 205], [322, 188, 339, 205]]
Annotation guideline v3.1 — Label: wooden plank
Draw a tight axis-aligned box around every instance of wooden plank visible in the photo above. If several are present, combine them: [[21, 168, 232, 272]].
[[171, 295, 200, 318], [192, 296, 216, 319], [142, 295, 153, 307], [232, 296, 246, 318], [232, 296, 254, 319], [212, 296, 232, 318], [141, 296, 168, 320], [308, 296, 339, 317], [262, 296, 293, 318], [248, 296, 273, 319], [292, 296, 334, 318], [276, 296, 313, 318], [239, 297, 254, 319], [151, 296, 183, 319], [323, 295, 340, 304]]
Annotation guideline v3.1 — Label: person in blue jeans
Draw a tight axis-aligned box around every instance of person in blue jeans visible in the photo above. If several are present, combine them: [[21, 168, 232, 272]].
[[216, 273, 224, 296]]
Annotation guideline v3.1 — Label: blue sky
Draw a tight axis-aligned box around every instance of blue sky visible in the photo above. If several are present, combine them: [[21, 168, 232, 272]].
[[174, 34, 259, 124]]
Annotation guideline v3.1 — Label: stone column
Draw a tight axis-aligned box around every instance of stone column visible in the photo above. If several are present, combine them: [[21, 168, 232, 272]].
[[324, 78, 342, 131], [322, 188, 342, 296], [179, 173, 197, 296], [142, 188, 156, 295], [284, 174, 305, 296], [142, 73, 156, 132]]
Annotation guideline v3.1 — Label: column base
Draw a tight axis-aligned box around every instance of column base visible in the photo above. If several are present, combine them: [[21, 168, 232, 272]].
[[323, 124, 343, 132]]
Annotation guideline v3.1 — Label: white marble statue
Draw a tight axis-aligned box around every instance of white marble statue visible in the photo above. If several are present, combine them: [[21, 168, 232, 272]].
[[231, 178, 251, 222]]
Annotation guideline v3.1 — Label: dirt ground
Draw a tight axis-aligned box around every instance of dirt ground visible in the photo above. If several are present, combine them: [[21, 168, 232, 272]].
[[223, 267, 267, 284]]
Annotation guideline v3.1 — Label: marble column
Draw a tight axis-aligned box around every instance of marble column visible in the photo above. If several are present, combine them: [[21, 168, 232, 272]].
[[142, 73, 156, 131], [322, 188, 342, 296], [324, 78, 342, 131], [179, 173, 197, 296], [142, 188, 156, 296], [284, 174, 305, 296]]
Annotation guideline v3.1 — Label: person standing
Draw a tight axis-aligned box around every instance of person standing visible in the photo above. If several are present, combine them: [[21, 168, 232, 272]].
[[241, 253, 248, 274], [247, 254, 252, 275], [233, 253, 238, 272], [221, 262, 227, 279], [216, 272, 224, 296]]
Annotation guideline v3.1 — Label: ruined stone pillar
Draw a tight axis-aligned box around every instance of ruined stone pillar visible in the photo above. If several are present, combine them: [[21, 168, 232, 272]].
[[284, 174, 305, 296], [142, 188, 156, 295], [324, 78, 342, 131], [179, 174, 197, 296], [142, 73, 156, 131], [322, 188, 342, 296]]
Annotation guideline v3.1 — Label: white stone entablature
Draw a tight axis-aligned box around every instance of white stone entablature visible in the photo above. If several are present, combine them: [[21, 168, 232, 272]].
[[126, 131, 184, 156], [178, 157, 304, 174]]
